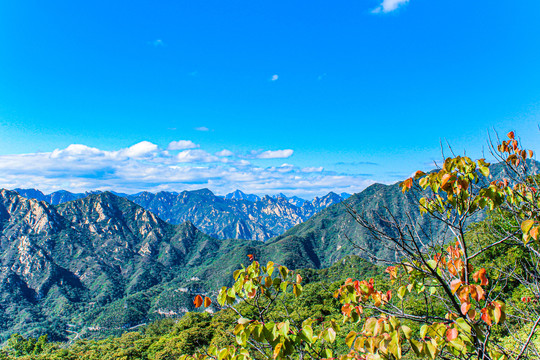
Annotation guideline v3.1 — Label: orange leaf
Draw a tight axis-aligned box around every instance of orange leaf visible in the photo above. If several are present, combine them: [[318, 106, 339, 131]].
[[247, 254, 254, 261], [414, 170, 425, 179], [342, 303, 352, 317], [529, 150, 534, 158], [492, 301, 505, 324], [441, 173, 453, 187], [401, 178, 413, 193], [461, 301, 471, 315], [446, 328, 458, 341], [193, 294, 203, 308], [204, 296, 212, 307], [473, 285, 485, 301], [247, 288, 257, 298], [450, 279, 462, 294], [508, 131, 515, 139], [473, 268, 488, 286], [531, 227, 539, 241], [296, 273, 302, 284], [481, 308, 492, 326]]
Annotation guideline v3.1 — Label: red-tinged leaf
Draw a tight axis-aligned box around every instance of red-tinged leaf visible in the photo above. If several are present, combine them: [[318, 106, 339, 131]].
[[204, 296, 212, 307], [193, 294, 203, 308], [247, 288, 257, 298], [414, 170, 425, 179], [473, 268, 489, 286], [461, 301, 471, 315], [531, 227, 539, 241], [508, 131, 515, 139], [446, 328, 458, 341], [385, 266, 397, 280], [468, 308, 477, 320], [247, 254, 254, 261], [529, 150, 534, 158], [474, 285, 485, 301], [401, 178, 413, 193], [481, 308, 492, 326], [342, 303, 352, 317], [441, 173, 453, 187], [450, 279, 462, 294], [492, 301, 505, 324], [296, 274, 302, 284]]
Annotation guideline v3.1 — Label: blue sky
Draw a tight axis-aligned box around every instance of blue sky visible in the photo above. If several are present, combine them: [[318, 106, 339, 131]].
[[1, 0, 540, 198]]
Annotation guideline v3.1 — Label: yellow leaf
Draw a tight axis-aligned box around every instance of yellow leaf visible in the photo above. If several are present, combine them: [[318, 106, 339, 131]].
[[522, 219, 535, 234]]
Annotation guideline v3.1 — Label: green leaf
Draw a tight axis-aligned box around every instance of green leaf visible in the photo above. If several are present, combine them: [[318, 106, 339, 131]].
[[279, 266, 288, 279], [401, 325, 412, 339], [410, 339, 424, 356], [426, 342, 437, 359], [397, 286, 407, 300], [302, 325, 314, 343], [267, 261, 274, 276], [426, 259, 437, 270]]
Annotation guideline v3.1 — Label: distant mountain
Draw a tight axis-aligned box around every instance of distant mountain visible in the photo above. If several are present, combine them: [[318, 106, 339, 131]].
[[0, 186, 416, 341], [14, 188, 91, 205], [14, 189, 349, 241], [225, 190, 261, 202], [0, 190, 255, 341], [288, 196, 307, 207], [0, 180, 465, 341], [0, 160, 532, 341], [340, 192, 352, 199]]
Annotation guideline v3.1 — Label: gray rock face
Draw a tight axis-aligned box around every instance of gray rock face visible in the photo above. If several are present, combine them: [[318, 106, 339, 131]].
[[14, 189, 348, 241], [0, 190, 234, 341]]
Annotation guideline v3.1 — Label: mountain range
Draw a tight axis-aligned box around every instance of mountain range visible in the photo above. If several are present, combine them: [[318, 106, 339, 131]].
[[0, 160, 532, 342], [13, 189, 350, 241], [0, 178, 434, 342]]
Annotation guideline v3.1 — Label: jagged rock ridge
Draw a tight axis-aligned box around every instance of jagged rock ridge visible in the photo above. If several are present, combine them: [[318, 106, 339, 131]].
[[14, 189, 349, 241]]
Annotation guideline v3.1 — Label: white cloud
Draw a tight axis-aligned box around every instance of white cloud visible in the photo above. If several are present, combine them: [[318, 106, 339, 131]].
[[0, 142, 376, 198], [195, 126, 210, 131], [302, 167, 324, 173], [372, 0, 409, 13], [120, 141, 159, 158], [257, 149, 294, 159], [271, 74, 279, 81], [51, 144, 104, 159], [177, 149, 218, 163], [168, 140, 199, 150], [216, 149, 234, 157]]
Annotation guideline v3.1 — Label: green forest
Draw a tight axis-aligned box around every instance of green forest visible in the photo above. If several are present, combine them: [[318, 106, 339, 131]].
[[2, 133, 539, 359]]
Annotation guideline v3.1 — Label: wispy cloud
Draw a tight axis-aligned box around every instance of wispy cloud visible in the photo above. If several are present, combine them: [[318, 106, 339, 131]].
[[176, 149, 218, 163], [335, 161, 379, 166], [372, 0, 409, 13], [150, 39, 165, 47], [0, 142, 376, 198], [270, 74, 279, 81], [256, 149, 294, 159], [215, 149, 234, 157], [168, 140, 199, 150], [195, 126, 210, 132]]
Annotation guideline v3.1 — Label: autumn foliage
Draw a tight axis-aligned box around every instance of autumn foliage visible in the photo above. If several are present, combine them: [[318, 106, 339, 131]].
[[186, 132, 539, 360]]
